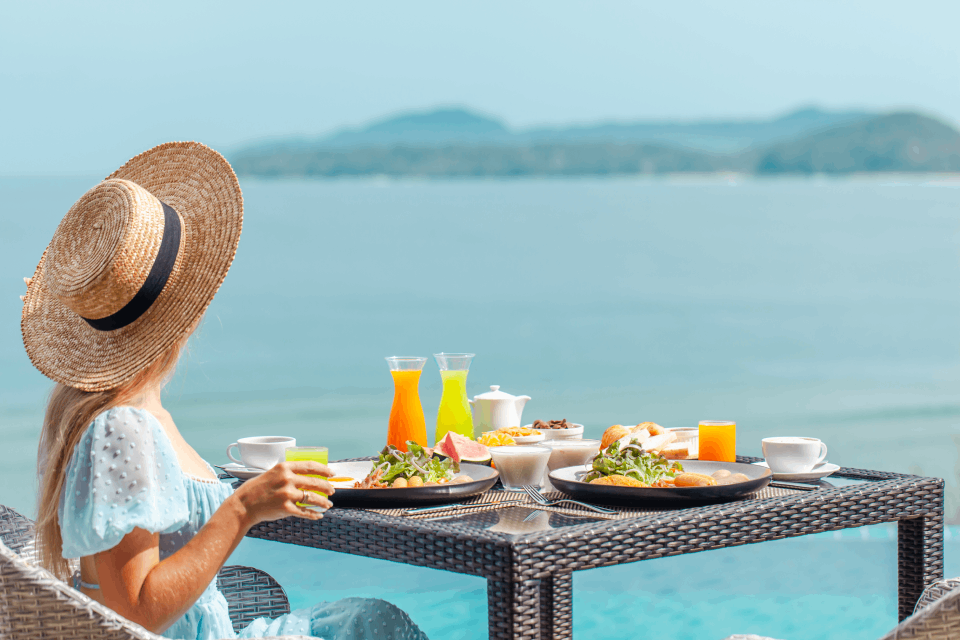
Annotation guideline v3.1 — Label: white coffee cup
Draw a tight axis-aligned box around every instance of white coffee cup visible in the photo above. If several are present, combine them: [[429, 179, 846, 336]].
[[761, 437, 828, 474], [226, 436, 296, 470]]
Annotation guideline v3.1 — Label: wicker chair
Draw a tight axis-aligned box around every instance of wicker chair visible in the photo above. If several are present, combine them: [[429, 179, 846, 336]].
[[723, 579, 960, 640], [0, 504, 309, 640]]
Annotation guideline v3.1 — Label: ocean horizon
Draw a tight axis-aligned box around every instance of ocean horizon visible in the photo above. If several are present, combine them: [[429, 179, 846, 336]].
[[3, 175, 960, 639]]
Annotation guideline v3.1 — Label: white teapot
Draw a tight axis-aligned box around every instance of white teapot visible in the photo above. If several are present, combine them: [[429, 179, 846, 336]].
[[469, 385, 531, 433]]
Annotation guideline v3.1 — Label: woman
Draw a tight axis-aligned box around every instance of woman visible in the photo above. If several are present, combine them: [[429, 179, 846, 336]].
[[20, 142, 428, 640]]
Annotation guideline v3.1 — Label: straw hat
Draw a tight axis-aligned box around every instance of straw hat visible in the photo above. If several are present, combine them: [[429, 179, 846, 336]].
[[21, 142, 243, 391]]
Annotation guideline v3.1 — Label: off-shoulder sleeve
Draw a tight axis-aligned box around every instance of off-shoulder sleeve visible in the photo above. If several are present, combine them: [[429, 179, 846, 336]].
[[59, 406, 189, 559]]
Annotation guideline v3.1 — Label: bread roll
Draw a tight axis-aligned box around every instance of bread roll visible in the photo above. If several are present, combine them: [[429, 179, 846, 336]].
[[639, 422, 665, 436], [601, 425, 631, 450], [616, 428, 650, 450], [717, 472, 751, 486], [674, 472, 718, 487]]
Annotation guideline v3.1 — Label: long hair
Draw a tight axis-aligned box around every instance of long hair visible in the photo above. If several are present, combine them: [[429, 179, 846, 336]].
[[36, 336, 188, 580]]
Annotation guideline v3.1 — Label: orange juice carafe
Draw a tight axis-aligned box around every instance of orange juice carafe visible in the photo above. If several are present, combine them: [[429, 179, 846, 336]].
[[698, 420, 736, 462], [385, 357, 428, 452]]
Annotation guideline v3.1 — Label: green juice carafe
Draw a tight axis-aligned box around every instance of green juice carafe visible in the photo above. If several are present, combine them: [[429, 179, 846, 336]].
[[434, 353, 475, 441]]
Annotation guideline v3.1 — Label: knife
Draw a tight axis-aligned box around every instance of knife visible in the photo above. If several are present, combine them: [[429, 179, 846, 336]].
[[769, 481, 820, 491], [405, 500, 525, 515]]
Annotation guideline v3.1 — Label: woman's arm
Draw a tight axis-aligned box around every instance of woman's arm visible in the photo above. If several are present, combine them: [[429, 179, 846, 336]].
[[94, 461, 334, 633]]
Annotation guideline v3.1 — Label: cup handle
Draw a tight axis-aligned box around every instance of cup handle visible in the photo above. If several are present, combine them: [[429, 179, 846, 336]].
[[816, 442, 828, 465], [226, 443, 242, 465]]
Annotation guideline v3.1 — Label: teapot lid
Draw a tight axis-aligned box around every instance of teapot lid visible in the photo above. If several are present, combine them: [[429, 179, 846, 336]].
[[473, 385, 517, 401]]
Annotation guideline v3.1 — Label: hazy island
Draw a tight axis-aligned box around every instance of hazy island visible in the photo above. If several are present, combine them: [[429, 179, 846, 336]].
[[230, 108, 960, 178]]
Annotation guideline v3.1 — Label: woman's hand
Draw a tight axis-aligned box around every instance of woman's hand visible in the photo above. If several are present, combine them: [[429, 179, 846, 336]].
[[231, 461, 335, 527]]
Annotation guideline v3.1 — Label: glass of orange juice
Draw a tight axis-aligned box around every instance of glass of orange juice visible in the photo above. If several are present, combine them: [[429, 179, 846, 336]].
[[698, 421, 736, 462], [385, 356, 428, 452], [286, 446, 329, 510]]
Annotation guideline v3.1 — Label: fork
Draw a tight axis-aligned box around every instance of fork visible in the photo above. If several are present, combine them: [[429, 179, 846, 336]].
[[521, 485, 617, 514], [522, 509, 546, 522]]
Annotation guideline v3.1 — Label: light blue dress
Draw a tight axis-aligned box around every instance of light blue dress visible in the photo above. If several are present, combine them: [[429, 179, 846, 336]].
[[59, 406, 428, 640]]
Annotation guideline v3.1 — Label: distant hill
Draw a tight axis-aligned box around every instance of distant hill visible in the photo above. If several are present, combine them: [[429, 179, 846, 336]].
[[230, 107, 960, 177], [756, 112, 960, 174], [320, 108, 513, 148], [233, 106, 872, 157]]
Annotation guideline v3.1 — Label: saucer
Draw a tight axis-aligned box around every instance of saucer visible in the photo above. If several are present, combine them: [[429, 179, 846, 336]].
[[218, 463, 266, 481], [753, 461, 840, 482]]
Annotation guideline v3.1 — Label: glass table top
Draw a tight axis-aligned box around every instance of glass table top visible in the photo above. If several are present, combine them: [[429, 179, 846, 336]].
[[415, 474, 881, 535], [420, 505, 606, 534]]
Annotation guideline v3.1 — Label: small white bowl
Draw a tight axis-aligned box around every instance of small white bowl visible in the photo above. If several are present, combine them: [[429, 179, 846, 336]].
[[523, 423, 584, 440], [541, 438, 601, 471], [488, 445, 551, 490], [539, 438, 600, 490], [512, 431, 546, 445]]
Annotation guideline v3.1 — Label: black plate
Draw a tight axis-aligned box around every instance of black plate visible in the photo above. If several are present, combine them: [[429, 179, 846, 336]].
[[549, 460, 773, 506], [325, 461, 500, 508]]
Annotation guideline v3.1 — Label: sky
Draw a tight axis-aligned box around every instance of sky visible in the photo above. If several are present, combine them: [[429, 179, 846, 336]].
[[1, 0, 959, 175]]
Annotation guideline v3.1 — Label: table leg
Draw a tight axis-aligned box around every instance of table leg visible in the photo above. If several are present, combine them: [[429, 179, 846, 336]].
[[898, 514, 944, 620], [488, 575, 573, 640], [539, 573, 573, 640]]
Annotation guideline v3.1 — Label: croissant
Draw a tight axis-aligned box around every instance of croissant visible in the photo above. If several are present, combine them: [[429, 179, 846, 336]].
[[600, 425, 631, 450]]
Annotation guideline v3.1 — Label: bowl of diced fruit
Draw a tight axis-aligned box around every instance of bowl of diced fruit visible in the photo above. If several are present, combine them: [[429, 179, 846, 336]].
[[479, 426, 545, 445]]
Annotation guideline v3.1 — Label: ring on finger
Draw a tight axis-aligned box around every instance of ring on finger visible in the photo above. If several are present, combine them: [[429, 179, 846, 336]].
[[301, 489, 309, 505]]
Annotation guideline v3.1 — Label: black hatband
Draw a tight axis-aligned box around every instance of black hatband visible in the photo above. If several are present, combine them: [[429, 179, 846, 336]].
[[82, 202, 181, 331]]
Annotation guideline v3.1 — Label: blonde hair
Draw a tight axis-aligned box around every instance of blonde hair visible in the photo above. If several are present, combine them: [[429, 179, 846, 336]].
[[36, 336, 188, 580]]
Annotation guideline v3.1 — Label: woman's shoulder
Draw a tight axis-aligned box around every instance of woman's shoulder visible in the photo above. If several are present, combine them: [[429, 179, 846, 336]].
[[60, 405, 190, 559], [92, 405, 155, 426], [74, 405, 178, 466], [85, 406, 166, 439]]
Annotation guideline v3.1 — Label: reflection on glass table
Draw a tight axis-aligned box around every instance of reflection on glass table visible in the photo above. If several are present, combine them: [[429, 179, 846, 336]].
[[423, 505, 606, 534]]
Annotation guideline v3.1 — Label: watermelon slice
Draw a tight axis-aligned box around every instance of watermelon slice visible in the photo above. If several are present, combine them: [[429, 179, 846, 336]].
[[434, 432, 491, 465]]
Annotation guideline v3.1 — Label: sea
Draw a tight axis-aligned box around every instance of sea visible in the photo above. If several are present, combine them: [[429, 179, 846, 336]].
[[3, 175, 960, 640]]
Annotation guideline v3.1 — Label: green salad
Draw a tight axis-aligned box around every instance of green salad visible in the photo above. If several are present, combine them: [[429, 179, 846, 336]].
[[582, 439, 684, 484], [372, 442, 460, 484]]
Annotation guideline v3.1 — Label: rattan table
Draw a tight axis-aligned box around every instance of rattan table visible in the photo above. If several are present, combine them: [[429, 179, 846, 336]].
[[244, 456, 944, 640]]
